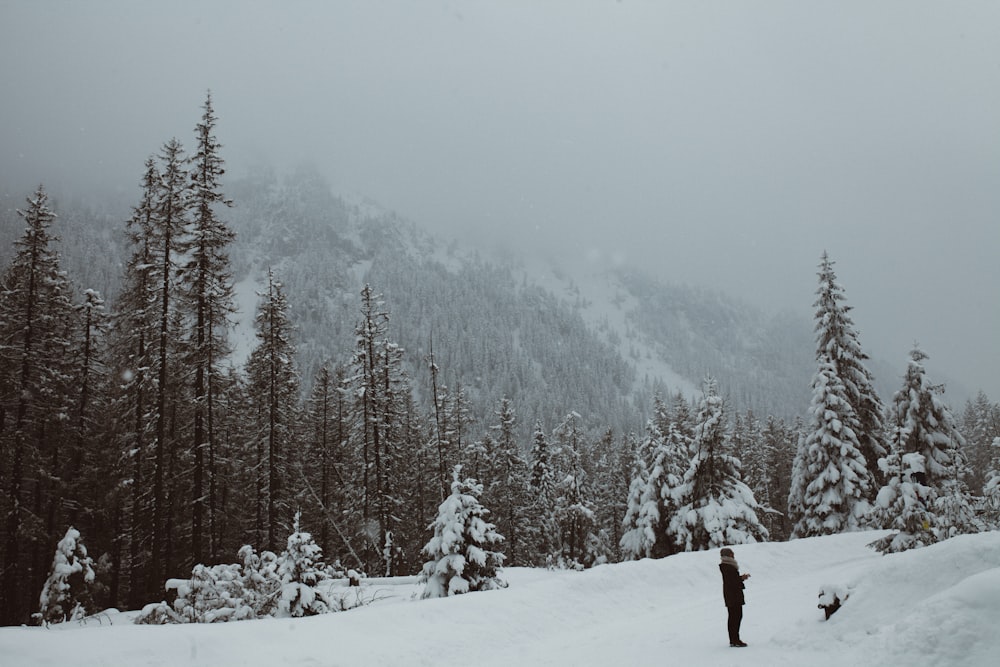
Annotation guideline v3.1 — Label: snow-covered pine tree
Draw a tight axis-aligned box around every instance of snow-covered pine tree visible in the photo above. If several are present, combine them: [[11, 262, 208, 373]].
[[761, 415, 796, 540], [622, 404, 688, 560], [870, 347, 973, 553], [527, 420, 559, 564], [349, 285, 410, 575], [109, 157, 164, 607], [182, 91, 236, 565], [276, 512, 335, 617], [591, 428, 633, 563], [812, 252, 887, 495], [0, 186, 79, 625], [791, 360, 873, 537], [984, 437, 1000, 529], [245, 269, 300, 552], [420, 467, 505, 598], [733, 410, 776, 533], [619, 442, 652, 560], [669, 377, 767, 551], [148, 138, 192, 594], [483, 397, 530, 566], [960, 391, 1000, 493], [300, 363, 353, 558], [552, 412, 603, 567], [37, 527, 96, 624]]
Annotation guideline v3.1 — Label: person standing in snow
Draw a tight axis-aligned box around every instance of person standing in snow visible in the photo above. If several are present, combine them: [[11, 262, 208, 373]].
[[719, 547, 750, 647]]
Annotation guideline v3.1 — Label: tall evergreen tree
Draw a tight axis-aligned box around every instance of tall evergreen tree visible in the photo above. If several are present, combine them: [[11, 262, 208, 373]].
[[148, 138, 192, 591], [245, 269, 299, 552], [0, 187, 77, 624], [109, 157, 163, 607], [552, 412, 600, 567], [960, 391, 1000, 493], [812, 252, 887, 494], [871, 347, 974, 553], [619, 438, 652, 561], [669, 378, 766, 551], [349, 285, 410, 575], [527, 420, 558, 564], [182, 92, 235, 565], [791, 360, 873, 537], [483, 397, 530, 566]]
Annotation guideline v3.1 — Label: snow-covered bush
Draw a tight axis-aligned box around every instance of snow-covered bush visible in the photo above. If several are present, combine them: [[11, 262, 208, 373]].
[[135, 515, 350, 624], [236, 544, 282, 618], [36, 527, 96, 624], [276, 512, 336, 617], [421, 467, 506, 598], [168, 562, 249, 623]]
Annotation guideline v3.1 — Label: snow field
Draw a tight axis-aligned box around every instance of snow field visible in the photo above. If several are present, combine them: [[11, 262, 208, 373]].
[[2, 530, 999, 666]]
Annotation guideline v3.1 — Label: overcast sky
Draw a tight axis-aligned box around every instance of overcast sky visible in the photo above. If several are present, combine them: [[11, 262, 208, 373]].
[[2, 0, 998, 397]]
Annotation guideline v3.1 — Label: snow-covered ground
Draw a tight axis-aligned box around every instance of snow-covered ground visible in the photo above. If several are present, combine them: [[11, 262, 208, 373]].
[[3, 530, 999, 666]]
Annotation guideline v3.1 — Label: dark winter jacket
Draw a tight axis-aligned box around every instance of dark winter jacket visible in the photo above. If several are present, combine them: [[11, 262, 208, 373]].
[[719, 562, 745, 607]]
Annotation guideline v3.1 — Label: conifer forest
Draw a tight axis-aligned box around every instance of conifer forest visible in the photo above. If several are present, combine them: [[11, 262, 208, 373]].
[[2, 96, 999, 627]]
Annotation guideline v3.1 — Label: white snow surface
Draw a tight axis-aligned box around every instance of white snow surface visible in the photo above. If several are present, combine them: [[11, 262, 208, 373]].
[[3, 530, 999, 666]]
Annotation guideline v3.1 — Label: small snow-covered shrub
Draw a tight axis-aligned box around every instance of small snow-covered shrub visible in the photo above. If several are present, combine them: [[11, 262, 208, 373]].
[[169, 562, 248, 623], [236, 544, 282, 618], [36, 527, 96, 624], [134, 601, 184, 625]]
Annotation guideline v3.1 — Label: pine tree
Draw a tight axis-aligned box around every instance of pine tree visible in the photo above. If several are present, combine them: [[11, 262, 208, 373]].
[[276, 513, 334, 617], [300, 364, 353, 558], [149, 138, 192, 592], [109, 158, 163, 606], [0, 186, 78, 624], [349, 285, 410, 575], [245, 269, 299, 552], [669, 377, 766, 551], [812, 252, 886, 495], [983, 437, 1000, 529], [620, 401, 689, 560], [590, 428, 631, 563], [37, 527, 95, 624], [619, 442, 652, 560], [871, 347, 974, 552], [483, 397, 530, 566], [182, 92, 236, 565], [420, 467, 505, 598], [527, 419, 558, 564], [552, 412, 601, 567], [960, 391, 1000, 493], [791, 360, 873, 537], [761, 415, 795, 540]]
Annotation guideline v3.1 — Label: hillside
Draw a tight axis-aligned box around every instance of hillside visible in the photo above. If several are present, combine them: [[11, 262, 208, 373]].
[[2, 168, 822, 440], [221, 166, 820, 432]]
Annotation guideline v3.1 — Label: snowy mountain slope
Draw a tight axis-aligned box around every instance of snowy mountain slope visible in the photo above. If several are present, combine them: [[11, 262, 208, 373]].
[[4, 530, 999, 666]]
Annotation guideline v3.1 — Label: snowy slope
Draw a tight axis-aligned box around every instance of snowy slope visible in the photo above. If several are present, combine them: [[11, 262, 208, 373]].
[[515, 251, 697, 398], [3, 530, 999, 666]]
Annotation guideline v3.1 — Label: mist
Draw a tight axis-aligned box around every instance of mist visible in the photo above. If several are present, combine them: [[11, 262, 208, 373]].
[[2, 0, 998, 397]]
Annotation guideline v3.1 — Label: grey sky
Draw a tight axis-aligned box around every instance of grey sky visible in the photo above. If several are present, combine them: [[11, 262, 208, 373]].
[[2, 0, 998, 397]]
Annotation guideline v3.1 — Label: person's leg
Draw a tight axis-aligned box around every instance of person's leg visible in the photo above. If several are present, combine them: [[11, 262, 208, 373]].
[[727, 605, 741, 644]]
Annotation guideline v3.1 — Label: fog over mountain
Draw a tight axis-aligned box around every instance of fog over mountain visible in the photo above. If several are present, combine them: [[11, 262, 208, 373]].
[[2, 0, 998, 396]]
